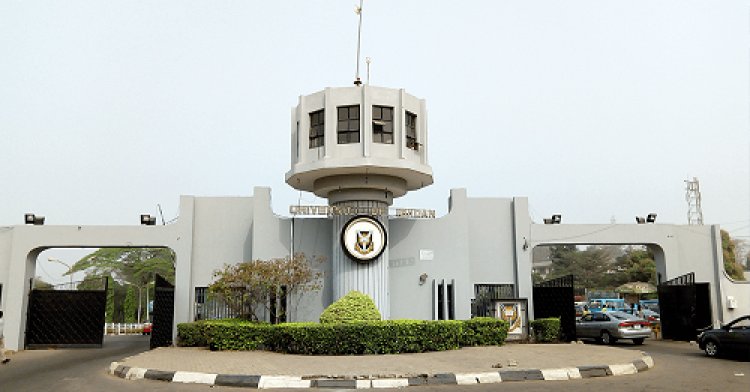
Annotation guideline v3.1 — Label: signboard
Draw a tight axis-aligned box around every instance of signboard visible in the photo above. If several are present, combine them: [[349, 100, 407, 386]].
[[495, 300, 527, 340], [290, 205, 435, 219], [341, 216, 387, 263]]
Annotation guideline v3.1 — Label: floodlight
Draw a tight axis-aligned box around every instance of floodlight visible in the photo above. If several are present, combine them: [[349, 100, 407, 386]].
[[140, 214, 156, 226]]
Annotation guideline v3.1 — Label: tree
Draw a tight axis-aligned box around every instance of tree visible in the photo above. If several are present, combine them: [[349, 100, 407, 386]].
[[547, 245, 617, 289], [721, 230, 746, 281], [209, 253, 323, 322], [70, 247, 175, 323], [613, 247, 657, 286], [33, 277, 54, 290]]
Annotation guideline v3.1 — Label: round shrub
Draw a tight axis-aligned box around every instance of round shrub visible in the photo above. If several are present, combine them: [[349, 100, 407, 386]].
[[319, 290, 381, 324]]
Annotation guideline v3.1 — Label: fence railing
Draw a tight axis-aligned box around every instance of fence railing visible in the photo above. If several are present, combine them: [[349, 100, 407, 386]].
[[104, 323, 149, 335]]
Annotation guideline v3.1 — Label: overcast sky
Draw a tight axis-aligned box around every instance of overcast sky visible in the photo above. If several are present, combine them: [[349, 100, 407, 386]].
[[1, 1, 748, 284]]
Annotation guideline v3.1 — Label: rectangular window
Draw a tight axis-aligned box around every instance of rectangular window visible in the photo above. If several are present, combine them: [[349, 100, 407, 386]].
[[309, 110, 325, 148], [337, 105, 360, 144], [372, 105, 394, 144], [434, 279, 456, 320], [405, 111, 418, 150], [437, 282, 445, 320]]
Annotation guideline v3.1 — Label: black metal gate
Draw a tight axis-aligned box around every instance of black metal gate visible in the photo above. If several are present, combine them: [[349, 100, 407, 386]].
[[657, 272, 712, 341], [150, 274, 174, 349], [25, 278, 107, 349], [533, 275, 576, 341]]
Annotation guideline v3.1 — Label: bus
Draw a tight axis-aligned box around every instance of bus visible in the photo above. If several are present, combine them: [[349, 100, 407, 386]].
[[588, 298, 626, 312]]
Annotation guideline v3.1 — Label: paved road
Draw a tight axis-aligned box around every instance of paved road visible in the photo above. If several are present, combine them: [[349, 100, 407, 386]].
[[1, 336, 748, 391], [419, 339, 750, 392], [0, 335, 207, 392]]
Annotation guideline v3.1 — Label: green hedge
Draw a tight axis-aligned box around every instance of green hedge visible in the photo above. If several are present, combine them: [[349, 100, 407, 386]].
[[530, 317, 560, 342], [460, 317, 509, 346], [177, 317, 510, 354], [177, 320, 208, 347], [269, 320, 462, 355]]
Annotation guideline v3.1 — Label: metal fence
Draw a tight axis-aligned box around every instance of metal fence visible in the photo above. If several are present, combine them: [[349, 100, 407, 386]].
[[104, 323, 150, 335]]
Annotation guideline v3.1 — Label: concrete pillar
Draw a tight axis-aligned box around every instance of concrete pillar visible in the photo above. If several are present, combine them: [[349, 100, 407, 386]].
[[331, 200, 389, 319]]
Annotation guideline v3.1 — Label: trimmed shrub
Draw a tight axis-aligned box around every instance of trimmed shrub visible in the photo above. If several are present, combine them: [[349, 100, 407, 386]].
[[530, 317, 561, 342], [460, 317, 509, 346], [268, 320, 462, 355], [204, 320, 273, 350], [175, 317, 510, 353], [177, 320, 209, 347], [319, 290, 381, 324]]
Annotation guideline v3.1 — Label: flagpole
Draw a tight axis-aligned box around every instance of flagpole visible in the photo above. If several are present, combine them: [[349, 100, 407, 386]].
[[354, 0, 364, 85]]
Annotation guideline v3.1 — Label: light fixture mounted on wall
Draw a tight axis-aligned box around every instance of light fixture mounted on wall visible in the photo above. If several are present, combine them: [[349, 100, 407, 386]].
[[24, 213, 45, 225], [543, 214, 562, 224], [636, 213, 657, 224], [140, 214, 156, 226], [418, 273, 428, 285]]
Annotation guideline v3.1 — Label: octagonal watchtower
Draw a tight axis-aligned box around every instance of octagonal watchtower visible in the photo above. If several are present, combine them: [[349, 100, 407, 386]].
[[286, 85, 433, 317], [286, 85, 432, 205]]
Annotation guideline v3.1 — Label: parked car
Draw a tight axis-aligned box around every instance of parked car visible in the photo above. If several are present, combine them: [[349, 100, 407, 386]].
[[576, 311, 651, 345], [641, 309, 660, 323], [142, 322, 152, 335], [697, 315, 750, 358]]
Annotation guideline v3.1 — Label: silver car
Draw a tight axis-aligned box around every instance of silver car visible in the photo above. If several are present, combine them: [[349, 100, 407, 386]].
[[576, 311, 651, 345]]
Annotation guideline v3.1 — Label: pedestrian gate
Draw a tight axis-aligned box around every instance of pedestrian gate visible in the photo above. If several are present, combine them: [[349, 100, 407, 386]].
[[657, 272, 712, 341], [150, 274, 174, 349], [533, 275, 576, 341], [25, 278, 107, 349]]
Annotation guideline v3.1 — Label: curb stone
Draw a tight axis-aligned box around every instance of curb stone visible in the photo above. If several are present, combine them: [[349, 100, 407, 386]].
[[109, 354, 654, 388]]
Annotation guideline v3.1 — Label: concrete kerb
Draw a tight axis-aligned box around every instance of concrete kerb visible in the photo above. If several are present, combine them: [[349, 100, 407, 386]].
[[108, 354, 654, 388]]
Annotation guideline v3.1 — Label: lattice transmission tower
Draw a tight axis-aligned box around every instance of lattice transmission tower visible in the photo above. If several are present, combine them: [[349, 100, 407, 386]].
[[685, 177, 704, 225]]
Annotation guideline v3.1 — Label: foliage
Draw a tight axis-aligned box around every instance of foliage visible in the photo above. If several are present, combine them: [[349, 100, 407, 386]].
[[124, 285, 136, 323], [548, 245, 618, 289], [319, 290, 381, 324], [209, 253, 323, 322], [71, 247, 175, 322], [176, 318, 507, 354], [71, 247, 175, 286], [177, 320, 209, 347], [721, 230, 746, 281], [205, 320, 273, 351], [614, 247, 657, 286], [530, 318, 561, 342], [268, 320, 462, 355], [460, 317, 509, 346], [545, 245, 660, 290], [32, 277, 54, 289]]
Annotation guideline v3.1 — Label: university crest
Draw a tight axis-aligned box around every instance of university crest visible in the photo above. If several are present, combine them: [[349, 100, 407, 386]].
[[355, 230, 374, 255]]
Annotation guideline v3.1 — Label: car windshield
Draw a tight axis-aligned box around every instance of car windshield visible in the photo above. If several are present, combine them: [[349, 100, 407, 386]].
[[729, 317, 750, 329]]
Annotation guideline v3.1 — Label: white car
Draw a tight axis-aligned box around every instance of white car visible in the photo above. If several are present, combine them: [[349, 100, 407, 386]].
[[576, 311, 652, 345]]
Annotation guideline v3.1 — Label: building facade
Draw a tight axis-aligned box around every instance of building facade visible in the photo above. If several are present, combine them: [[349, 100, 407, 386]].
[[0, 85, 748, 351]]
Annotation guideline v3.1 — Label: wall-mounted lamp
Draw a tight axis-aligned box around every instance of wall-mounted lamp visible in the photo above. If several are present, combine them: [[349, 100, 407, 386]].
[[140, 214, 156, 226], [636, 213, 657, 224], [543, 214, 562, 224], [419, 273, 428, 285], [25, 213, 45, 225], [522, 238, 529, 251]]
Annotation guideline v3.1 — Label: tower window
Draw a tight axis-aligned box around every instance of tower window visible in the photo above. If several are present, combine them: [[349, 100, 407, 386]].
[[372, 106, 394, 144], [405, 111, 418, 150], [309, 110, 324, 148], [337, 105, 360, 144]]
